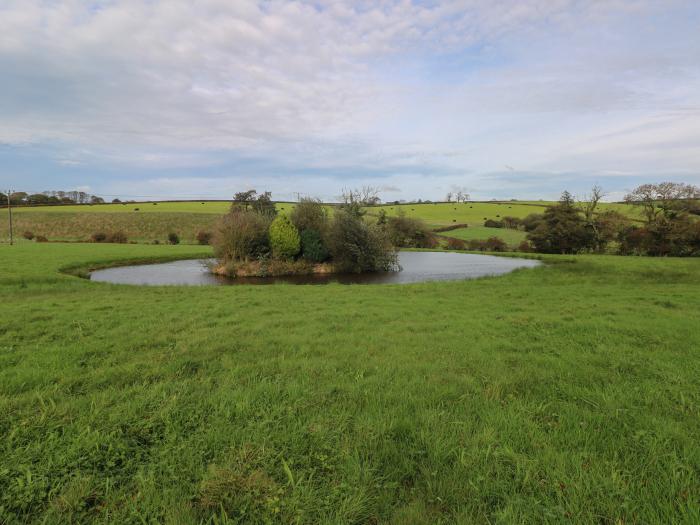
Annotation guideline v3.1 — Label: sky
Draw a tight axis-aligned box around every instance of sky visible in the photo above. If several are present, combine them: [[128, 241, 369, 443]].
[[1, 0, 699, 202]]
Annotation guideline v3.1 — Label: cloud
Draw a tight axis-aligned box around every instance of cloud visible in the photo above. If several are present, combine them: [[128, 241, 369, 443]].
[[0, 1, 699, 198]]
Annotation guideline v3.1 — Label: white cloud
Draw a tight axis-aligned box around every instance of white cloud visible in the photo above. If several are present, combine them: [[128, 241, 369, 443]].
[[0, 0, 699, 197]]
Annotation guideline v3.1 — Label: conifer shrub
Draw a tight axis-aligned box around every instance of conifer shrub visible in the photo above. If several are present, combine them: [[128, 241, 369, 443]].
[[300, 229, 329, 263], [269, 215, 300, 260]]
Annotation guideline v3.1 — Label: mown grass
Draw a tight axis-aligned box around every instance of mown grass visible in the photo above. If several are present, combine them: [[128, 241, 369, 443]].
[[440, 226, 527, 247], [1, 242, 699, 523]]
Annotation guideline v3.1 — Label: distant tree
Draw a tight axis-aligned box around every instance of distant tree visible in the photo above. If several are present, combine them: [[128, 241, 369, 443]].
[[445, 192, 453, 203], [501, 216, 520, 229], [90, 196, 105, 204], [27, 194, 49, 205], [291, 198, 327, 233], [251, 191, 277, 218], [10, 192, 28, 205], [233, 190, 258, 210], [625, 182, 700, 225], [339, 186, 381, 215], [112, 198, 122, 203], [521, 213, 544, 232]]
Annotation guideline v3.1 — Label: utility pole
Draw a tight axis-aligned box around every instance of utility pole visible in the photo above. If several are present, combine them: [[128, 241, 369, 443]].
[[7, 189, 13, 245]]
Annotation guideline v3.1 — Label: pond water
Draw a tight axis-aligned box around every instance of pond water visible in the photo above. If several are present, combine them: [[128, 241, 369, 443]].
[[89, 251, 541, 286]]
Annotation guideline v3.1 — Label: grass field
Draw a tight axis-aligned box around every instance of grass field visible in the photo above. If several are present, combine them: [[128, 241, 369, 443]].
[[0, 200, 642, 244], [365, 201, 642, 227], [440, 226, 527, 247], [1, 242, 699, 523]]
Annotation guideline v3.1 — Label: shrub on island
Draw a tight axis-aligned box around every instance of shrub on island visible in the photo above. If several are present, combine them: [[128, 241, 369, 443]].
[[269, 214, 300, 260], [211, 191, 398, 277]]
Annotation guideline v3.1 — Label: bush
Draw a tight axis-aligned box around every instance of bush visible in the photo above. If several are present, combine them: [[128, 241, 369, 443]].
[[502, 216, 520, 229], [291, 198, 327, 233], [527, 197, 593, 254], [446, 237, 466, 250], [91, 232, 107, 242], [467, 239, 486, 251], [300, 229, 329, 263], [106, 231, 128, 244], [22, 231, 35, 240], [168, 232, 180, 245], [484, 237, 508, 252], [213, 209, 271, 263], [35, 235, 48, 242], [484, 219, 504, 228], [386, 212, 437, 248], [269, 215, 301, 260], [466, 237, 508, 252], [516, 240, 533, 252], [325, 210, 397, 273], [520, 213, 544, 232], [196, 231, 212, 245]]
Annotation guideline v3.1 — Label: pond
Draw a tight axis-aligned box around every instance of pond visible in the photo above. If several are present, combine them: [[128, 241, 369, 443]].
[[89, 251, 541, 286]]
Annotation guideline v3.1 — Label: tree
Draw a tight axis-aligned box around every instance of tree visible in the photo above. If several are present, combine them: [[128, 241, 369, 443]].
[[325, 209, 397, 273], [445, 192, 453, 203], [251, 191, 277, 218], [527, 191, 594, 254], [232, 190, 258, 210], [625, 182, 700, 225], [290, 198, 327, 233], [213, 208, 271, 263], [27, 194, 49, 205]]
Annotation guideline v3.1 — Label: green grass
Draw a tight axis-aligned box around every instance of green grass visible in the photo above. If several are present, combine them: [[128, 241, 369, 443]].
[[440, 226, 527, 247], [3, 200, 642, 243], [365, 201, 641, 227], [1, 242, 699, 523]]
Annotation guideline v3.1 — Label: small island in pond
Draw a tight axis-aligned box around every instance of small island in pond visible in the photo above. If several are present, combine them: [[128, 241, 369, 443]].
[[210, 188, 437, 278]]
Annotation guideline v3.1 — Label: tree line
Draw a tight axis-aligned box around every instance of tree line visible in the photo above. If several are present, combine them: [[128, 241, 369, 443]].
[[519, 183, 700, 256], [1, 190, 105, 206]]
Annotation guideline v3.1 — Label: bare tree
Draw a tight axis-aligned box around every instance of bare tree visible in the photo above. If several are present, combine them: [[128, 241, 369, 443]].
[[625, 182, 700, 225], [340, 186, 381, 206], [580, 184, 605, 223], [445, 191, 453, 203]]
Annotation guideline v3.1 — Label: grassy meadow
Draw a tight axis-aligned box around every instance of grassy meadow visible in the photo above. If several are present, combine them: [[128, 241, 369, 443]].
[[1, 242, 699, 523], [441, 226, 527, 247], [0, 200, 641, 244]]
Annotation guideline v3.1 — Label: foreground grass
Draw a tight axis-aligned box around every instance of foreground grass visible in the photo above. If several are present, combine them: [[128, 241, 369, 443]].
[[1, 243, 699, 523]]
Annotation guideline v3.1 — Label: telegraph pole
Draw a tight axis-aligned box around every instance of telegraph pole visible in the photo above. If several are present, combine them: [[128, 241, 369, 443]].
[[6, 190, 12, 245]]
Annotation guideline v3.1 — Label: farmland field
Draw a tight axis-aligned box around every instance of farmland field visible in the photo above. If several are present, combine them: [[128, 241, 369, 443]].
[[440, 226, 527, 247], [1, 242, 699, 523], [0, 200, 642, 244]]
